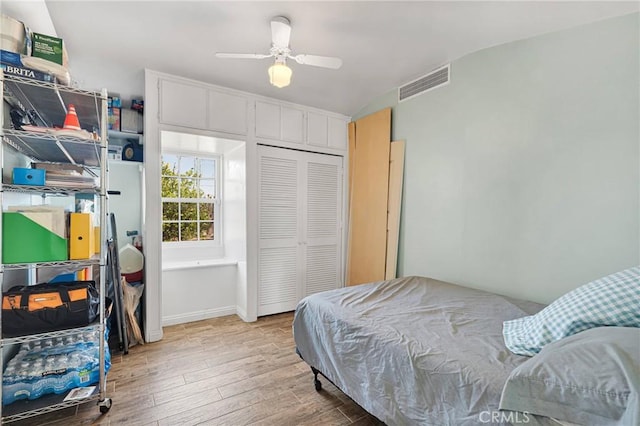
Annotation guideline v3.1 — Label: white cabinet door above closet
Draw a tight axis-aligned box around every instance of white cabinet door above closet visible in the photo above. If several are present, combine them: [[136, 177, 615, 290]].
[[257, 145, 343, 316], [281, 106, 304, 143], [255, 101, 305, 144], [209, 90, 248, 135], [255, 101, 280, 140], [307, 112, 328, 147], [328, 116, 348, 150], [160, 80, 207, 129], [159, 81, 248, 135]]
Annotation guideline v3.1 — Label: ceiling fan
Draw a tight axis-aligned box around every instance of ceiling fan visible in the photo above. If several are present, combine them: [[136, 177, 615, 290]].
[[215, 16, 343, 88]]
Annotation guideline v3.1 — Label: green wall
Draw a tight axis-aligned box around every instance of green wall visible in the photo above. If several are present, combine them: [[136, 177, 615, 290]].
[[355, 13, 639, 303]]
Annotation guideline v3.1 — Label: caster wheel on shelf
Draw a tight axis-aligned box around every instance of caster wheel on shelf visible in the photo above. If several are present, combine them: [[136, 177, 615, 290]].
[[314, 378, 322, 392], [99, 398, 112, 414]]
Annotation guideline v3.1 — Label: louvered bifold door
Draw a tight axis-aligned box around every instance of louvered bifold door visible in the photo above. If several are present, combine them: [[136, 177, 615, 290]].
[[257, 146, 302, 316], [303, 152, 343, 297]]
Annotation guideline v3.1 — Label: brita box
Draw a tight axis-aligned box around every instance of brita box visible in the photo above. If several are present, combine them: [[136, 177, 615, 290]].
[[32, 32, 63, 65]]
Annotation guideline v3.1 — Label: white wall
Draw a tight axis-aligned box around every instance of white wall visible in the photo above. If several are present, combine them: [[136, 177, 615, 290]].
[[354, 13, 640, 304], [162, 264, 237, 326], [107, 161, 143, 248]]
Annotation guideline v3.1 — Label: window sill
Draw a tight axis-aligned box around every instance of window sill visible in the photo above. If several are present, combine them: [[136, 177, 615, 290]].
[[162, 258, 238, 271]]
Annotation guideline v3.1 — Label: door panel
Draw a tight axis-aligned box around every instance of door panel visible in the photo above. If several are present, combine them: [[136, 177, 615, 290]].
[[257, 148, 300, 316], [347, 108, 391, 286], [258, 247, 298, 314], [304, 155, 342, 297]]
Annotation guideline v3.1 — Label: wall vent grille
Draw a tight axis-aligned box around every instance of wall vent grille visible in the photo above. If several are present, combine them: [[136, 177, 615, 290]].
[[398, 64, 450, 102]]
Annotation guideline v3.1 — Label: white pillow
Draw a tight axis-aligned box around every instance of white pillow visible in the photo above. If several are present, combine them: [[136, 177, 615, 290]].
[[500, 327, 640, 426], [503, 266, 640, 356]]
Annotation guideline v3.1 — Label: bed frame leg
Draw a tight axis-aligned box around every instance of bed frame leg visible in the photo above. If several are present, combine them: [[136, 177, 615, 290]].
[[311, 366, 322, 391]]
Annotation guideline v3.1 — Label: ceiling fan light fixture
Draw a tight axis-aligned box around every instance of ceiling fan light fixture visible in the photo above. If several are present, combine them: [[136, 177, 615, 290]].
[[268, 61, 292, 88]]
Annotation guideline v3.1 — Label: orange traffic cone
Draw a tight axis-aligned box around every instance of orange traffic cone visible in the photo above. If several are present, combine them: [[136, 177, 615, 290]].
[[63, 104, 81, 130]]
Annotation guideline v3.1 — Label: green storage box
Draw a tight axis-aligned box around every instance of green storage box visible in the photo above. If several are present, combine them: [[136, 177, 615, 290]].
[[2, 212, 67, 264], [31, 32, 64, 65]]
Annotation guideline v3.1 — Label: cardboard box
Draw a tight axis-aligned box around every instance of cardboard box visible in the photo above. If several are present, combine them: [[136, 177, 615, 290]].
[[108, 106, 121, 131], [94, 226, 101, 254], [69, 213, 94, 259], [31, 32, 63, 65], [1, 62, 56, 83], [107, 145, 123, 161], [121, 109, 143, 134], [12, 168, 45, 186], [1, 14, 30, 55], [2, 212, 67, 264]]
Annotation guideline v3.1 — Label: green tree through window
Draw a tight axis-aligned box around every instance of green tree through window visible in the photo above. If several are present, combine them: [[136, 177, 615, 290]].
[[161, 155, 217, 242]]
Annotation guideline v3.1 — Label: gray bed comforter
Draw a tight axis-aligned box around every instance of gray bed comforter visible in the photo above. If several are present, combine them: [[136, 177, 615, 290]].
[[293, 276, 554, 426]]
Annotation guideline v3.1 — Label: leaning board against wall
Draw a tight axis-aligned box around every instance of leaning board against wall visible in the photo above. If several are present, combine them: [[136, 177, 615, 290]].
[[347, 108, 405, 285]]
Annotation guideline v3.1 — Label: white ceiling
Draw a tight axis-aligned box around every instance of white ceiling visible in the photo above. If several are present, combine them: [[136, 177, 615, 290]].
[[9, 1, 640, 116]]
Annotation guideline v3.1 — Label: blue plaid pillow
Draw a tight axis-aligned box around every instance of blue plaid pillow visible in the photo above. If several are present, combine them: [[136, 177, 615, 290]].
[[503, 266, 640, 356]]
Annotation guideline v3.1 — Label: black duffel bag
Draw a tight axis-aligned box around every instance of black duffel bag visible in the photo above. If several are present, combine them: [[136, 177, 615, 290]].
[[2, 281, 100, 337]]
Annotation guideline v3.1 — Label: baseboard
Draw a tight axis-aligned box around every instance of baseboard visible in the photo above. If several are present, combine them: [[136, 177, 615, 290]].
[[146, 329, 164, 343], [162, 306, 237, 327]]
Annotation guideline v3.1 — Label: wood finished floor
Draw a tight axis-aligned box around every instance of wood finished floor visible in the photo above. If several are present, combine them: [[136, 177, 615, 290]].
[[12, 312, 381, 426]]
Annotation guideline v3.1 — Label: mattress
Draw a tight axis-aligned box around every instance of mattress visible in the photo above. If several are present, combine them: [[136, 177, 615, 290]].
[[293, 276, 555, 425]]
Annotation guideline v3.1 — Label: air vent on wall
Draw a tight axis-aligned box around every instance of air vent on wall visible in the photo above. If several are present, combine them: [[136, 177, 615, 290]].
[[398, 64, 450, 102]]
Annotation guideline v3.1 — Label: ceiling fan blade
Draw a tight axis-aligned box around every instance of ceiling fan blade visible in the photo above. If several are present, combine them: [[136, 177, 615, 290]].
[[215, 53, 272, 59], [271, 16, 291, 48], [292, 54, 342, 69]]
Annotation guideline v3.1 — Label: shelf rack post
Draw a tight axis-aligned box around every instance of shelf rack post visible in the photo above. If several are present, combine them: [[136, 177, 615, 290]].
[[98, 88, 109, 404]]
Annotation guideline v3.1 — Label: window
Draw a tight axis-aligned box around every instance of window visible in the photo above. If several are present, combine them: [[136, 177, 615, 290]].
[[161, 153, 219, 243]]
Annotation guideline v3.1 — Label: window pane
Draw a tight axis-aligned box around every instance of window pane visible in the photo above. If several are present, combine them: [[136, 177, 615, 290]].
[[162, 155, 179, 175], [162, 202, 179, 221], [200, 179, 215, 199], [200, 159, 216, 179], [180, 178, 200, 198], [162, 222, 179, 242], [179, 156, 196, 177], [200, 222, 214, 240], [180, 222, 198, 241], [199, 203, 214, 221], [180, 202, 198, 221], [161, 176, 179, 198]]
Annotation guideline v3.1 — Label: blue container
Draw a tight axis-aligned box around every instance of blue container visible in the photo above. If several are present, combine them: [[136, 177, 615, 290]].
[[12, 168, 45, 186]]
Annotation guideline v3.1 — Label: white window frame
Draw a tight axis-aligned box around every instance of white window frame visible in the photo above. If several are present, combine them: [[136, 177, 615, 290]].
[[161, 151, 222, 248]]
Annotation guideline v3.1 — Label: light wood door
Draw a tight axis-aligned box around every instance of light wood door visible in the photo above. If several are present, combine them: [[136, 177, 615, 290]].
[[386, 140, 405, 280], [258, 146, 343, 315], [347, 108, 391, 286]]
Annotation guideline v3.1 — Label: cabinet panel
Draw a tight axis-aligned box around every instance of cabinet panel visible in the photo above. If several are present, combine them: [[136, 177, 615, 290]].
[[258, 247, 299, 315], [160, 80, 207, 129], [281, 107, 304, 144], [255, 101, 281, 140], [328, 117, 348, 150], [208, 90, 248, 135], [307, 112, 328, 147]]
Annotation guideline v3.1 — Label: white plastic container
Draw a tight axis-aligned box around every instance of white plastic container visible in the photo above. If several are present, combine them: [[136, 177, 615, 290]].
[[1, 14, 28, 54], [119, 243, 144, 273]]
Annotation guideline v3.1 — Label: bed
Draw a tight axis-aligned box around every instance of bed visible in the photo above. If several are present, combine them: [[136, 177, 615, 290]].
[[293, 274, 640, 426]]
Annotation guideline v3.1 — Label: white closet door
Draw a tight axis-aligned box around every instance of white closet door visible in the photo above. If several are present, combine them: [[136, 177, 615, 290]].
[[257, 146, 302, 316], [303, 153, 343, 297]]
